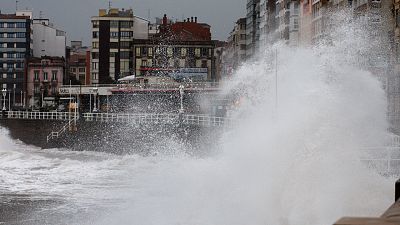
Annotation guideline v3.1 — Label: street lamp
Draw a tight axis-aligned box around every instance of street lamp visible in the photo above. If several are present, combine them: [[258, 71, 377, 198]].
[[89, 88, 92, 113], [92, 87, 98, 112], [179, 85, 184, 114], [40, 87, 44, 108], [2, 88, 6, 111]]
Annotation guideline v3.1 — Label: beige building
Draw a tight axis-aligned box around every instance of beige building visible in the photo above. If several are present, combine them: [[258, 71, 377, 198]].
[[91, 8, 148, 84]]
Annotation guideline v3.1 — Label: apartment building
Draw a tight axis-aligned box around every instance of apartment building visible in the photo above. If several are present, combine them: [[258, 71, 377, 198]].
[[32, 18, 66, 58], [246, 0, 261, 59], [133, 15, 216, 81], [0, 10, 33, 109], [91, 8, 149, 84]]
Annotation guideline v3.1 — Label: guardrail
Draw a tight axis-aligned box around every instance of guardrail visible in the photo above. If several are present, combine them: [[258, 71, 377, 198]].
[[5, 111, 78, 121], [60, 82, 220, 90], [82, 113, 229, 127], [46, 119, 75, 143]]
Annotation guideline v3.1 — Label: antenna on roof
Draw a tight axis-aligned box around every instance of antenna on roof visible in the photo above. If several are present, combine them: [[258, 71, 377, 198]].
[[16, 0, 19, 11], [147, 9, 151, 21], [39, 11, 43, 19], [108, 0, 112, 10]]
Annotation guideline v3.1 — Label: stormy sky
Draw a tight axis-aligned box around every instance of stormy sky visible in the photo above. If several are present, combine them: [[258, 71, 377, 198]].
[[0, 0, 245, 45]]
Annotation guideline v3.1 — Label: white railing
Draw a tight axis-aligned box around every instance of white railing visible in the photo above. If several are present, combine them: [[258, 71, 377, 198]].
[[83, 113, 229, 127], [46, 120, 73, 143], [182, 114, 226, 127], [6, 111, 78, 121], [360, 147, 400, 174]]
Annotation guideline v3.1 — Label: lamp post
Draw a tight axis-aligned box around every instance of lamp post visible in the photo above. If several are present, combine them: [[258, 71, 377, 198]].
[[20, 90, 23, 108], [40, 87, 44, 108], [12, 86, 15, 109], [8, 90, 10, 111], [92, 87, 98, 112], [2, 88, 6, 111], [179, 85, 184, 114], [89, 89, 92, 113]]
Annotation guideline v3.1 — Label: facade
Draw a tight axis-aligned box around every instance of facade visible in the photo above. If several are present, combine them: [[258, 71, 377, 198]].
[[68, 41, 91, 85], [246, 0, 261, 59], [259, 0, 277, 47], [91, 8, 149, 84], [27, 56, 64, 108], [225, 18, 247, 74], [133, 15, 216, 81], [32, 19, 66, 58], [299, 0, 313, 46], [0, 11, 33, 109]]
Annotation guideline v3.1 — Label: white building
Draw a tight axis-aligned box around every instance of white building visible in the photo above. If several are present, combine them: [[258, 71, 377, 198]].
[[32, 19, 66, 58]]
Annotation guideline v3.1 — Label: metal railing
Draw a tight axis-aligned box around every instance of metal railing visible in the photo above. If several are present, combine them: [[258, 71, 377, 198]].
[[5, 111, 78, 121], [60, 82, 220, 90], [360, 147, 400, 174], [83, 113, 229, 127], [46, 120, 74, 143]]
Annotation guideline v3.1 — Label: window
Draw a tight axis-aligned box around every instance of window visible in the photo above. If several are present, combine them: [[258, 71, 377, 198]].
[[0, 43, 5, 48], [148, 47, 153, 57], [16, 43, 25, 48], [201, 48, 208, 57], [16, 33, 25, 38], [71, 68, 76, 73], [16, 22, 25, 28], [52, 71, 57, 80], [120, 51, 130, 59], [13, 74, 16, 79], [136, 47, 141, 56], [110, 21, 119, 28], [16, 62, 23, 68], [141, 47, 148, 56], [110, 32, 119, 38], [16, 52, 24, 58], [34, 70, 39, 80], [7, 53, 14, 58], [7, 23, 15, 28], [0, 23, 4, 28], [7, 43, 14, 48], [44, 72, 48, 81], [201, 60, 208, 68], [241, 34, 246, 40], [195, 48, 201, 57], [120, 41, 130, 48], [188, 48, 194, 57], [78, 68, 85, 73], [92, 31, 99, 38], [120, 31, 132, 39], [110, 42, 118, 49], [92, 52, 99, 59], [7, 63, 14, 69], [92, 73, 98, 80], [120, 21, 133, 28], [92, 62, 98, 70], [2, 74, 6, 79], [181, 48, 187, 57], [92, 42, 99, 49], [0, 33, 3, 38], [92, 21, 99, 28]]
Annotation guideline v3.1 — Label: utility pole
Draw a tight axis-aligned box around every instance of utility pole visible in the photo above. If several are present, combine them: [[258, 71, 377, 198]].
[[275, 48, 278, 110]]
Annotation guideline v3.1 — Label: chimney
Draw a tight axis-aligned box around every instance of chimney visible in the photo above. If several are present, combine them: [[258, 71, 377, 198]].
[[191, 17, 193, 22], [195, 17, 197, 23], [163, 14, 167, 26], [187, 18, 190, 23]]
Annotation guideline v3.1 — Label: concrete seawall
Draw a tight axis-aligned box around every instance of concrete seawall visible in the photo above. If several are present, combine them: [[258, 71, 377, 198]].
[[0, 119, 221, 156]]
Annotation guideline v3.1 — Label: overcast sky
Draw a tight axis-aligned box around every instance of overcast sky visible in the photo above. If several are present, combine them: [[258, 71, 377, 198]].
[[1, 0, 245, 45]]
